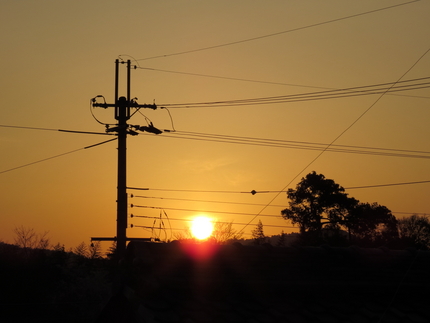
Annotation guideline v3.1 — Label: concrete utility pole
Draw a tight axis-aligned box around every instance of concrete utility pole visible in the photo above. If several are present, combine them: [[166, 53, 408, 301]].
[[91, 59, 160, 260]]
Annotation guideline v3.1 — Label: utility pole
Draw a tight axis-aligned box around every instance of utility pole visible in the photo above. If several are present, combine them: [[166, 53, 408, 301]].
[[115, 59, 129, 259], [91, 59, 161, 260]]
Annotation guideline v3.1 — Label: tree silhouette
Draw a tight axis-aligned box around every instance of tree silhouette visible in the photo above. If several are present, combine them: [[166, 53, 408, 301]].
[[281, 171, 397, 245], [251, 220, 266, 245], [398, 214, 430, 249], [106, 242, 118, 260], [13, 226, 50, 250], [89, 241, 102, 259], [347, 202, 398, 243], [281, 172, 357, 236], [74, 241, 89, 257], [212, 221, 243, 244], [276, 230, 286, 247]]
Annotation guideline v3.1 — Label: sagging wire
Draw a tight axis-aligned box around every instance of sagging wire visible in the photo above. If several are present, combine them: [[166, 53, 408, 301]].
[[0, 137, 117, 175], [90, 96, 114, 127], [118, 54, 141, 69], [152, 218, 158, 240], [130, 196, 172, 241], [160, 106, 176, 132], [162, 209, 173, 241], [136, 109, 154, 127]]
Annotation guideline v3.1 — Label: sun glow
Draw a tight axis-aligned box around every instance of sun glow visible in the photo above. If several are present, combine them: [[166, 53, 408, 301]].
[[190, 216, 214, 240]]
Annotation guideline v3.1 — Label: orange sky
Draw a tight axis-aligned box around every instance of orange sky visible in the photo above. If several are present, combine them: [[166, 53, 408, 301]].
[[1, 1, 430, 249]]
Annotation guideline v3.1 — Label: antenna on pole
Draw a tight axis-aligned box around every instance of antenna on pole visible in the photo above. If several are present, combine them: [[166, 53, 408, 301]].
[[90, 59, 162, 261]]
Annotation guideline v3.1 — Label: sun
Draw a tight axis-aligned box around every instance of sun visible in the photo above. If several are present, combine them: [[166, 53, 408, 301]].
[[190, 216, 214, 240]]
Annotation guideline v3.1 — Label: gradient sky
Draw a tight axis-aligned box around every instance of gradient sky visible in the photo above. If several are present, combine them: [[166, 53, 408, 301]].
[[1, 0, 429, 249]]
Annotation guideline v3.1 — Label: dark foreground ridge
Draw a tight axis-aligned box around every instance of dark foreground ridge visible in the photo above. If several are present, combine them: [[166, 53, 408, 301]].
[[97, 242, 430, 323]]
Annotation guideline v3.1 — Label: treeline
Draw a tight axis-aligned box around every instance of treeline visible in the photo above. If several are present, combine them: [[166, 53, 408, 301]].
[[275, 171, 430, 249], [0, 239, 113, 322]]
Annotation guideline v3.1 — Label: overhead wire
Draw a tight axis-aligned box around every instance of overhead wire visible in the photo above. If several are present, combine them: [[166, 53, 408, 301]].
[[345, 180, 430, 190], [131, 194, 287, 208], [130, 197, 428, 222], [0, 138, 117, 175], [237, 46, 430, 233], [4, 122, 430, 160], [132, 224, 255, 237], [137, 66, 430, 101], [161, 130, 430, 159], [136, 66, 331, 90], [130, 194, 430, 218], [127, 177, 430, 195], [131, 214, 296, 230], [0, 124, 114, 136], [158, 76, 430, 108], [134, 1, 420, 61], [130, 204, 281, 218], [128, 187, 246, 194], [89, 97, 113, 126]]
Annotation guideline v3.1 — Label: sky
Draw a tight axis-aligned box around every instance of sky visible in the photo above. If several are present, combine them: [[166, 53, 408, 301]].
[[1, 0, 430, 249]]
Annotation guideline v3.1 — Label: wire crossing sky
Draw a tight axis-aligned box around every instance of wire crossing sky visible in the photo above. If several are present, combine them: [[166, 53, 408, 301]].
[[238, 45, 430, 233], [134, 0, 420, 61]]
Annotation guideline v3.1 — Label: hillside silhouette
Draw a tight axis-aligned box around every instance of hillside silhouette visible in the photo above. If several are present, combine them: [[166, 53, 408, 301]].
[[0, 242, 111, 322]]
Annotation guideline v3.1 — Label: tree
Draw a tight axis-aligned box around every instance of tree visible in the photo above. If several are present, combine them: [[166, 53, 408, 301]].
[[281, 172, 357, 236], [276, 231, 286, 247], [52, 243, 65, 252], [173, 227, 193, 241], [74, 242, 89, 258], [13, 226, 50, 250], [397, 214, 430, 249], [106, 242, 118, 260], [281, 172, 400, 246], [251, 220, 266, 245], [347, 202, 398, 243], [88, 241, 102, 259], [212, 221, 243, 244]]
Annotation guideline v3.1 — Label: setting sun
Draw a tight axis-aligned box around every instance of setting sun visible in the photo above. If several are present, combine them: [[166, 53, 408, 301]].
[[190, 216, 214, 240]]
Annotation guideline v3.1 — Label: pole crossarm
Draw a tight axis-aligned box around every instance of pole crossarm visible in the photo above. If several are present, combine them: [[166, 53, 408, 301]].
[[92, 101, 157, 110], [91, 237, 155, 242]]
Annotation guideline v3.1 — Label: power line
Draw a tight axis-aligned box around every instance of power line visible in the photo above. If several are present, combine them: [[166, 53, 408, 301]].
[[134, 1, 420, 61], [131, 214, 296, 230], [0, 138, 117, 175], [161, 130, 430, 159], [158, 77, 430, 108], [138, 66, 430, 101], [238, 46, 430, 233], [345, 180, 430, 190], [127, 177, 430, 195], [128, 187, 248, 194], [4, 122, 430, 159], [131, 194, 286, 208], [137, 66, 331, 90], [4, 122, 430, 160], [130, 197, 429, 222], [130, 204, 282, 218], [0, 124, 114, 136]]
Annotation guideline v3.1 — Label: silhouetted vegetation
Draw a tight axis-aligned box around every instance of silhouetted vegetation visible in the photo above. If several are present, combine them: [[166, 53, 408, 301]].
[[251, 219, 266, 245], [397, 214, 430, 249], [1, 186, 428, 322], [173, 220, 243, 244], [0, 237, 112, 322], [281, 171, 429, 249], [13, 225, 50, 250]]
